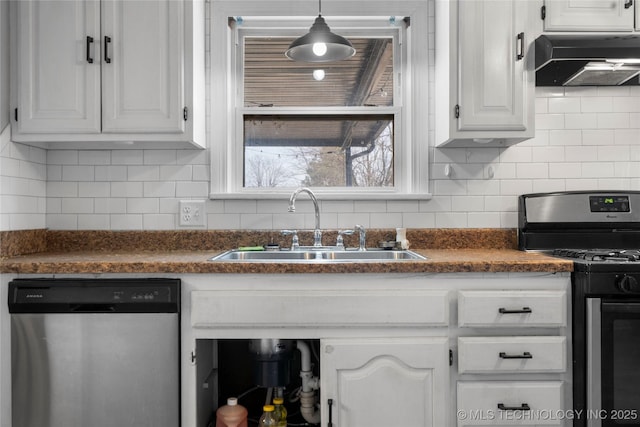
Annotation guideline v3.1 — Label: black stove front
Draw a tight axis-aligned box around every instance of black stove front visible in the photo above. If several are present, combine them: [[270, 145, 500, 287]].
[[519, 191, 640, 427]]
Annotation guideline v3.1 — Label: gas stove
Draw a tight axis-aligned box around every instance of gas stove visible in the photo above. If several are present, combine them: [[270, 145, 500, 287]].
[[519, 191, 640, 427]]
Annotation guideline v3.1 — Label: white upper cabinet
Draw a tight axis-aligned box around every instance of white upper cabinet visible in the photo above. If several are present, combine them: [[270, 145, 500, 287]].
[[101, 0, 184, 134], [543, 0, 636, 31], [435, 0, 535, 148], [10, 0, 205, 149], [0, 0, 9, 133], [14, 0, 101, 134]]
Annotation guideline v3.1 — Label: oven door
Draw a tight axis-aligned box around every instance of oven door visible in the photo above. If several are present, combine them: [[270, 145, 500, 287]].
[[588, 299, 640, 427]]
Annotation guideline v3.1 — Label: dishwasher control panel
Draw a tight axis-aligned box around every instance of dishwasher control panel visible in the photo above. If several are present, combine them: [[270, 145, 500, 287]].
[[8, 278, 180, 313]]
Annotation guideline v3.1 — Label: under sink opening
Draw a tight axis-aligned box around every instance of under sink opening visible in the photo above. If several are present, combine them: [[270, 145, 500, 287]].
[[196, 338, 321, 427]]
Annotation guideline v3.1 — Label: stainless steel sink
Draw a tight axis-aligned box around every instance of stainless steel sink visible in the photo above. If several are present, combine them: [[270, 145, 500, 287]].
[[209, 248, 427, 262]]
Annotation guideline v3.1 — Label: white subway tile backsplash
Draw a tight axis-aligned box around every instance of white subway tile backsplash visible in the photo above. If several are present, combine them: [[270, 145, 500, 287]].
[[613, 97, 640, 113], [112, 150, 144, 165], [565, 146, 598, 162], [175, 181, 208, 197], [144, 182, 176, 198], [565, 113, 598, 129], [535, 113, 565, 130], [597, 146, 630, 162], [144, 150, 177, 165], [581, 97, 612, 113], [435, 212, 467, 228], [110, 214, 143, 230], [61, 198, 94, 214], [47, 182, 78, 197], [78, 182, 110, 198], [62, 165, 94, 181], [47, 150, 78, 165], [614, 129, 640, 145], [95, 198, 127, 214], [549, 162, 583, 179], [95, 165, 127, 181], [78, 150, 111, 165], [548, 97, 581, 113], [160, 165, 192, 181], [128, 165, 160, 181], [110, 182, 143, 198], [127, 198, 159, 214], [516, 163, 549, 179], [598, 113, 630, 129], [549, 129, 582, 146], [583, 129, 615, 146], [143, 214, 175, 230], [78, 214, 110, 230]]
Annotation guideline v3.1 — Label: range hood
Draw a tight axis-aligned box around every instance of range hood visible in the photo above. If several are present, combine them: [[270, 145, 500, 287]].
[[535, 34, 640, 86]]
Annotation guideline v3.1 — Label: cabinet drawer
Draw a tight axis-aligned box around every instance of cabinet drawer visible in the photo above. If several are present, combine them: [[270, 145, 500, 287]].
[[191, 289, 449, 328], [458, 336, 566, 374], [457, 381, 565, 426], [458, 290, 567, 327]]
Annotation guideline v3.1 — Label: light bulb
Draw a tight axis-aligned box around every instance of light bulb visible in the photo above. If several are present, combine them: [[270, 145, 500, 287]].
[[312, 42, 327, 57], [313, 69, 325, 81]]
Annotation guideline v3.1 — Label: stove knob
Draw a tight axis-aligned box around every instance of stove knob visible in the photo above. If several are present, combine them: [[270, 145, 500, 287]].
[[618, 275, 640, 293]]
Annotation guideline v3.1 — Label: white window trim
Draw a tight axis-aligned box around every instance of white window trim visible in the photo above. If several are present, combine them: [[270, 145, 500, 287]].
[[209, 0, 431, 200]]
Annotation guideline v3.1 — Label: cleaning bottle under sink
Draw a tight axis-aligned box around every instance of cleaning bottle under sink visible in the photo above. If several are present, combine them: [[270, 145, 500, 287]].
[[215, 397, 248, 427]]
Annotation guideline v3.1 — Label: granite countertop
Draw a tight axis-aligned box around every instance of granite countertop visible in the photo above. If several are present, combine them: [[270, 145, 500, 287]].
[[0, 229, 573, 274], [0, 248, 572, 274]]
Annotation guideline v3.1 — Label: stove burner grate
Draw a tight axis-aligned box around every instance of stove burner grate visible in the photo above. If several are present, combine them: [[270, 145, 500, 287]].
[[552, 249, 640, 262]]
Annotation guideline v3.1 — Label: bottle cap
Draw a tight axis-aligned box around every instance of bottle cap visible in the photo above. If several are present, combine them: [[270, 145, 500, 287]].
[[273, 397, 284, 404], [227, 397, 238, 406], [263, 405, 275, 412]]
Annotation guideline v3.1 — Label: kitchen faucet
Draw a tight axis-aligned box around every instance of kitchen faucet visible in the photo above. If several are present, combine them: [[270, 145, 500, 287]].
[[288, 187, 322, 247], [354, 224, 366, 251]]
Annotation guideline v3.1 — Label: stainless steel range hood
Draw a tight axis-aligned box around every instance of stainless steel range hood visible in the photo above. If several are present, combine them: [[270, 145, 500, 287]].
[[535, 35, 640, 86]]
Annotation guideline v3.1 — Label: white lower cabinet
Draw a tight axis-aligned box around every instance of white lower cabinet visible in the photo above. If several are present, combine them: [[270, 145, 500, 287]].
[[455, 288, 571, 427], [321, 337, 449, 427], [457, 381, 565, 426], [458, 336, 567, 374], [181, 273, 571, 427]]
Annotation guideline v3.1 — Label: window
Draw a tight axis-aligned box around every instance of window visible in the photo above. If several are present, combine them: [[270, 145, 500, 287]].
[[209, 1, 430, 199]]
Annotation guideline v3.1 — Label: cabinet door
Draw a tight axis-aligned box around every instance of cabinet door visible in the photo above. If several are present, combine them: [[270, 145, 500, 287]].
[[1, 0, 9, 132], [544, 0, 635, 31], [321, 337, 449, 427], [457, 0, 528, 132], [14, 0, 101, 134], [101, 0, 184, 133]]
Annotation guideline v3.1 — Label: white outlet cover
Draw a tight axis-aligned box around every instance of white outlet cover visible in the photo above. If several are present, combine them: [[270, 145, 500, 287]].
[[179, 200, 206, 227]]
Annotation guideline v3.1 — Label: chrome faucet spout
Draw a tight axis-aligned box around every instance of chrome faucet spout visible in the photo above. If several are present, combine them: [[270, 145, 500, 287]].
[[288, 187, 322, 247], [354, 224, 366, 251]]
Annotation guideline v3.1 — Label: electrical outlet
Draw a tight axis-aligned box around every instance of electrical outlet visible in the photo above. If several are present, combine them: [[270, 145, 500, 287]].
[[179, 200, 206, 227]]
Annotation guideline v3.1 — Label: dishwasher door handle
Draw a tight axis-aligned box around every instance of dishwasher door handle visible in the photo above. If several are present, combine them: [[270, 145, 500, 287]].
[[71, 304, 116, 312]]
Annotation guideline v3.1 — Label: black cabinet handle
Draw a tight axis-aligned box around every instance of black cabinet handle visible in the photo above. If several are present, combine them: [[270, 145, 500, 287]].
[[499, 307, 532, 314], [624, 0, 633, 9], [104, 36, 112, 63], [516, 32, 525, 61], [499, 351, 533, 359], [327, 399, 333, 427], [498, 403, 531, 411], [86, 36, 94, 63]]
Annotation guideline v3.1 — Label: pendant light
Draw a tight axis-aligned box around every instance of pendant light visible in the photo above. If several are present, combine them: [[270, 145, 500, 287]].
[[285, 0, 356, 63]]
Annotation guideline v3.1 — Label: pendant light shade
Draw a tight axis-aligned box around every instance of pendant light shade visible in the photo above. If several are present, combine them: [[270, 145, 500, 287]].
[[285, 12, 356, 63]]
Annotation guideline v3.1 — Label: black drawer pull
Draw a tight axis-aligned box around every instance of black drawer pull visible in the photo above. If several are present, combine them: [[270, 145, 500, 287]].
[[499, 351, 532, 359], [498, 403, 531, 411], [499, 307, 532, 314], [624, 0, 633, 9]]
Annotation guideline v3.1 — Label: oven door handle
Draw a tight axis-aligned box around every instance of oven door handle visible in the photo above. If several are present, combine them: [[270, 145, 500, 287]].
[[498, 307, 532, 314]]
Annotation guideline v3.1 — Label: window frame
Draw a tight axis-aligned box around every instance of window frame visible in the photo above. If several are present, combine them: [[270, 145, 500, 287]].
[[209, 0, 431, 200]]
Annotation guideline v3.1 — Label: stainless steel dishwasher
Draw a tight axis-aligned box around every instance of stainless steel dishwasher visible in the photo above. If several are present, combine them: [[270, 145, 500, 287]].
[[8, 278, 180, 427]]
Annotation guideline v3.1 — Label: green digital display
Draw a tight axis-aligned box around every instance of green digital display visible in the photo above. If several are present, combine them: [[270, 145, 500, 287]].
[[590, 196, 630, 213]]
